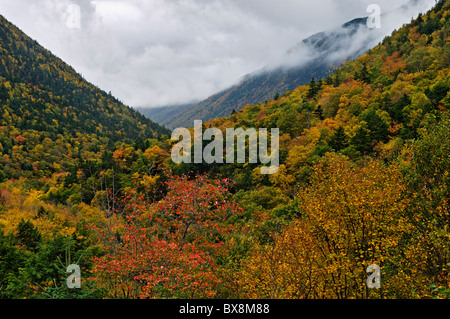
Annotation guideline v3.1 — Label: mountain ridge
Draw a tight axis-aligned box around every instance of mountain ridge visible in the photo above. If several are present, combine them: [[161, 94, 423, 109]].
[[0, 14, 169, 142], [0, 14, 170, 180], [142, 0, 436, 129]]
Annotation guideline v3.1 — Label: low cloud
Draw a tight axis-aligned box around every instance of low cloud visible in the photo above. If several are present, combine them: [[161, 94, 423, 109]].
[[0, 0, 436, 108]]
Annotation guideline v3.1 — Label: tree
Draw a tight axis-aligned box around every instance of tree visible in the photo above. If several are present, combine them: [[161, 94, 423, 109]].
[[355, 64, 371, 83], [306, 78, 319, 100], [313, 105, 325, 120], [240, 154, 414, 298], [425, 81, 449, 107], [329, 127, 349, 152], [351, 125, 372, 155], [0, 230, 23, 298], [16, 219, 41, 251], [406, 47, 433, 73], [276, 106, 300, 135], [401, 114, 450, 293], [362, 108, 390, 143], [386, 93, 410, 123], [90, 172, 243, 298]]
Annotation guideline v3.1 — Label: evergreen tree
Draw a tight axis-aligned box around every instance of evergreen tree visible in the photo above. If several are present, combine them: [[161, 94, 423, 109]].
[[425, 82, 449, 107], [386, 93, 410, 123], [363, 108, 389, 143], [355, 64, 371, 83], [329, 127, 349, 152], [314, 105, 325, 120], [16, 219, 41, 251], [351, 126, 372, 155], [306, 78, 319, 100]]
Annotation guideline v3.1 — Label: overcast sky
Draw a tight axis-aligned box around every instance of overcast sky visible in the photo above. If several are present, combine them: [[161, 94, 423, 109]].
[[0, 0, 436, 108]]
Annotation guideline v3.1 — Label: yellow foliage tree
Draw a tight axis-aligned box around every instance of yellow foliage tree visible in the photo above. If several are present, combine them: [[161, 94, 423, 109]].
[[144, 145, 169, 169], [240, 153, 422, 299]]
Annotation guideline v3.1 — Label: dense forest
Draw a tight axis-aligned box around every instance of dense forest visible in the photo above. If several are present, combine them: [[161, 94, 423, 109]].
[[0, 14, 169, 182], [0, 1, 449, 299]]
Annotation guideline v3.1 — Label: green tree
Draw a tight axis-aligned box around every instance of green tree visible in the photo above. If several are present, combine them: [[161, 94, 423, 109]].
[[306, 78, 319, 100], [16, 219, 41, 251], [314, 105, 324, 120], [355, 64, 371, 83], [351, 125, 372, 155], [362, 108, 389, 143], [401, 114, 450, 293], [329, 126, 349, 152], [425, 81, 449, 107]]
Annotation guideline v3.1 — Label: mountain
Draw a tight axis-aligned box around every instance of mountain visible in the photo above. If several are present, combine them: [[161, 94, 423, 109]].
[[0, 0, 448, 300], [135, 103, 196, 129], [0, 14, 170, 180], [0, 14, 169, 142], [200, 0, 449, 195], [154, 0, 436, 129], [207, 0, 449, 164]]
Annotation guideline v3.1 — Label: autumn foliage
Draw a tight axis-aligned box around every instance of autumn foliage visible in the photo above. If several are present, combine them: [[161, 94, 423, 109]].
[[1, 0, 449, 300], [240, 154, 414, 298], [89, 172, 243, 298]]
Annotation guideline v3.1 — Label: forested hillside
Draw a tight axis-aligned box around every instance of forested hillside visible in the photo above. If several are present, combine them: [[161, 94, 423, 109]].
[[156, 0, 438, 129], [166, 17, 373, 129], [0, 1, 448, 299], [0, 14, 169, 181], [204, 0, 450, 298]]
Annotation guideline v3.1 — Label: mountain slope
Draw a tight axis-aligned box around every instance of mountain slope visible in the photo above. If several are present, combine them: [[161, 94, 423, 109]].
[[171, 18, 372, 127], [0, 0, 448, 300], [0, 14, 169, 142], [205, 0, 450, 298], [0, 14, 170, 180], [161, 0, 436, 129], [135, 103, 196, 129], [207, 0, 449, 166]]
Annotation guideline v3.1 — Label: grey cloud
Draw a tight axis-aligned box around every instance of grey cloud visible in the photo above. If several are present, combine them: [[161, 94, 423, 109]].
[[0, 0, 436, 108]]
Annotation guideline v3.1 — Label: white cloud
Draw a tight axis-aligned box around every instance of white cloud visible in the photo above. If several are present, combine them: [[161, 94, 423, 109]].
[[0, 0, 436, 108], [92, 1, 143, 23]]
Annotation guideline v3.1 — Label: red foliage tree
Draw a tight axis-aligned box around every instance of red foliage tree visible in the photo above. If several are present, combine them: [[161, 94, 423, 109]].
[[89, 172, 243, 299]]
